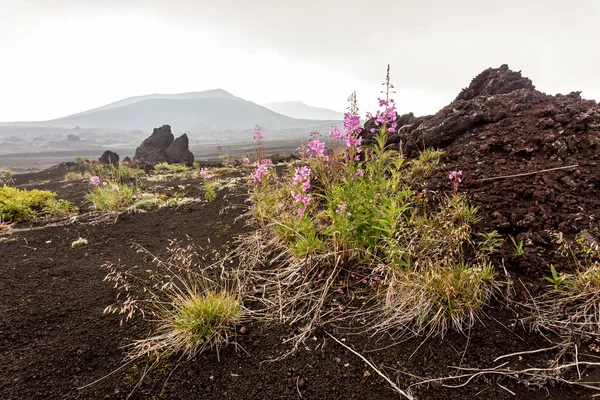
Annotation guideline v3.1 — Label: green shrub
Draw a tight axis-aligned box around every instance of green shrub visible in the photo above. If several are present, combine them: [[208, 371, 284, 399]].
[[0, 186, 75, 222], [239, 93, 499, 338]]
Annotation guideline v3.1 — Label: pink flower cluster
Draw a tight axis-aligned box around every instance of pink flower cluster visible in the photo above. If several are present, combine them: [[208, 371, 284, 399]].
[[253, 127, 263, 140], [243, 157, 250, 164], [307, 137, 328, 161], [342, 111, 362, 136], [370, 98, 398, 133], [449, 170, 463, 193], [291, 190, 311, 214], [199, 168, 212, 180], [90, 176, 100, 186], [250, 159, 272, 184], [335, 202, 351, 216], [291, 165, 312, 214], [292, 166, 311, 191], [448, 170, 462, 182]]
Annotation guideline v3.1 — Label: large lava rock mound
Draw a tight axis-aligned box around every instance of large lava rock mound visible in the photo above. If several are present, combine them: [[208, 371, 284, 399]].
[[362, 65, 600, 274]]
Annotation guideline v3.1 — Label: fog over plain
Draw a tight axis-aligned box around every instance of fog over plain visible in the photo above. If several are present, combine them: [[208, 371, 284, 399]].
[[1, 0, 599, 122]]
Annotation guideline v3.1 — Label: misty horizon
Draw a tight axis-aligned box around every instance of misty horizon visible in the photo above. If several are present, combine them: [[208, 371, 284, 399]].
[[1, 0, 599, 122]]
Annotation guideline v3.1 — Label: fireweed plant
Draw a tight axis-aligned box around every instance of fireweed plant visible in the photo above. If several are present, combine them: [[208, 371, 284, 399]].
[[200, 168, 217, 201], [84, 175, 135, 212], [238, 88, 499, 339]]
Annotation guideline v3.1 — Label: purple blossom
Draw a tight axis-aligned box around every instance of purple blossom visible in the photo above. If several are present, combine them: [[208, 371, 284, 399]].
[[338, 305, 344, 311], [250, 159, 272, 184], [329, 126, 344, 141], [253, 128, 263, 140], [307, 137, 328, 160], [448, 170, 463, 183], [292, 166, 311, 185], [243, 157, 250, 164], [90, 176, 100, 186], [199, 168, 212, 180], [291, 190, 310, 207], [335, 202, 347, 213]]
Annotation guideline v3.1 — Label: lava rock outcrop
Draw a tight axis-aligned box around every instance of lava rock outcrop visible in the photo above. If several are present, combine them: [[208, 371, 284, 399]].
[[134, 125, 194, 166]]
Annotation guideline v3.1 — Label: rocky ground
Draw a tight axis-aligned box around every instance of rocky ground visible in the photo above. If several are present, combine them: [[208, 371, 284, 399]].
[[2, 65, 600, 399]]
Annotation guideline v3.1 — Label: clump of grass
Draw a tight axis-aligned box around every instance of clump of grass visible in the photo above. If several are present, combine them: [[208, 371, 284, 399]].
[[71, 237, 88, 248], [131, 193, 163, 210], [141, 288, 241, 356], [64, 171, 84, 181], [84, 178, 134, 212], [154, 162, 189, 172], [104, 244, 245, 359], [0, 185, 76, 222], [379, 261, 496, 335], [529, 233, 600, 342], [199, 168, 218, 201]]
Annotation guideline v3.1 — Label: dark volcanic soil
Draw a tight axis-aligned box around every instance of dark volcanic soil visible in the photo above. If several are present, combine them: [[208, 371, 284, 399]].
[[3, 64, 600, 399], [0, 168, 591, 400]]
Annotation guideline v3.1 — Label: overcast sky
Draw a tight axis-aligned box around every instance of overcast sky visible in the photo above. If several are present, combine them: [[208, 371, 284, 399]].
[[1, 0, 599, 121]]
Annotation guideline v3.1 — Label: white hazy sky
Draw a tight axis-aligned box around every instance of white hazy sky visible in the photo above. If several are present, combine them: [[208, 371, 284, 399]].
[[1, 0, 599, 121]]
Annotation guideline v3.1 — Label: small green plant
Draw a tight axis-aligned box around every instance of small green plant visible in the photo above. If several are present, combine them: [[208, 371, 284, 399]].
[[0, 168, 13, 185], [74, 156, 85, 164], [218, 154, 230, 165], [166, 193, 184, 207], [154, 162, 189, 172], [131, 193, 162, 210], [509, 235, 525, 257], [546, 265, 571, 290], [192, 162, 200, 170], [200, 168, 217, 201], [64, 171, 84, 181], [71, 237, 88, 248], [477, 230, 504, 254]]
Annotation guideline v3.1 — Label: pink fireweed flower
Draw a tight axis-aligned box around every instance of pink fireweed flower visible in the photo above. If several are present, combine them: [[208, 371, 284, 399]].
[[292, 166, 311, 185], [307, 137, 328, 160], [301, 180, 311, 191], [338, 305, 344, 312], [345, 134, 362, 153], [291, 190, 310, 207], [449, 170, 463, 194], [90, 176, 100, 186], [329, 125, 344, 141], [342, 112, 362, 136], [199, 168, 212, 180], [83, 161, 88, 166], [337, 288, 344, 294], [253, 128, 263, 140], [243, 157, 250, 164], [352, 169, 364, 180], [335, 202, 347, 213], [250, 159, 272, 184], [448, 170, 463, 182], [102, 181, 108, 187]]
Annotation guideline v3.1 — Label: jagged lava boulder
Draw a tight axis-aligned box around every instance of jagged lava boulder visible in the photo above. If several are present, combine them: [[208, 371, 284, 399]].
[[99, 150, 119, 166], [134, 125, 194, 166], [166, 134, 194, 165]]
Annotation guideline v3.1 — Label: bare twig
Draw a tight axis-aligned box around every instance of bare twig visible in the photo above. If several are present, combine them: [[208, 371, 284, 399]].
[[478, 165, 578, 182], [325, 331, 414, 399]]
